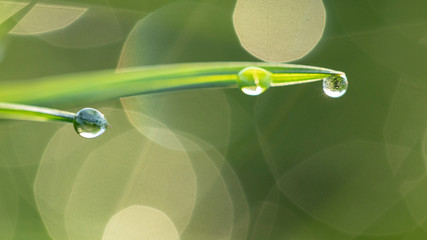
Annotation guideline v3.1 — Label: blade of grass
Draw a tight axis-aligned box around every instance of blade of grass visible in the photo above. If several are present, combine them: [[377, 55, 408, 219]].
[[0, 62, 343, 105], [0, 102, 74, 122]]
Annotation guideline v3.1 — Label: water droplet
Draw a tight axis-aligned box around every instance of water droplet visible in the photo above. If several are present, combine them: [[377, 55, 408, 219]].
[[237, 67, 272, 96], [73, 108, 109, 139], [323, 74, 348, 98]]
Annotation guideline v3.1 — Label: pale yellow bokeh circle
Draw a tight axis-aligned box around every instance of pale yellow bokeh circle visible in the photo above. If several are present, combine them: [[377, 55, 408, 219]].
[[233, 0, 326, 62], [102, 205, 179, 240], [10, 3, 87, 34]]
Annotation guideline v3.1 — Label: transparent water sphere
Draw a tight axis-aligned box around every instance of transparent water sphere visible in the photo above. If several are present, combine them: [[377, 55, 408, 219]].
[[237, 66, 272, 96], [73, 108, 109, 138], [323, 74, 348, 98]]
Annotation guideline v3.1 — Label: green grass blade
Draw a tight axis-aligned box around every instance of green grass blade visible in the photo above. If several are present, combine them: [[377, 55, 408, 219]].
[[0, 102, 74, 122], [0, 62, 344, 105]]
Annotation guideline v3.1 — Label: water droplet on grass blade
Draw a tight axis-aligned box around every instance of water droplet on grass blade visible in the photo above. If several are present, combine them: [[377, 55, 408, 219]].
[[238, 67, 272, 96], [323, 74, 348, 98], [73, 108, 109, 138]]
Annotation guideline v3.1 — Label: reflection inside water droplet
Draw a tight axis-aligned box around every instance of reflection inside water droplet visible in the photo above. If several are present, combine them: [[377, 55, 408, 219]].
[[73, 108, 109, 138], [323, 74, 348, 98], [238, 67, 272, 96]]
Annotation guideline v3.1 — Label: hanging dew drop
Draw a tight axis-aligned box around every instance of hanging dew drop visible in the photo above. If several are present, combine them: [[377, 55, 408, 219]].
[[73, 108, 109, 139], [237, 67, 272, 96], [323, 74, 348, 98]]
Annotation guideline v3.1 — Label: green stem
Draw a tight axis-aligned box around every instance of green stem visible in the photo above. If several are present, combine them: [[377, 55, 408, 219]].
[[0, 102, 75, 123], [0, 62, 343, 105]]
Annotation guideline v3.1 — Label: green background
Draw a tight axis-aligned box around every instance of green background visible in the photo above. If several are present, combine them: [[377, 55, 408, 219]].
[[0, 0, 426, 239]]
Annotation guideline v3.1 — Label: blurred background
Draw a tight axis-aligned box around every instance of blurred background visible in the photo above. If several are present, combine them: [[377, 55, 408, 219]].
[[0, 0, 426, 239]]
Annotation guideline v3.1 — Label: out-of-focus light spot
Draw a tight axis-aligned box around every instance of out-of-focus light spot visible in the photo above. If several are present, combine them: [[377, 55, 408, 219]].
[[102, 206, 179, 240], [10, 3, 87, 35], [34, 109, 197, 240], [233, 0, 326, 62], [0, 1, 28, 24]]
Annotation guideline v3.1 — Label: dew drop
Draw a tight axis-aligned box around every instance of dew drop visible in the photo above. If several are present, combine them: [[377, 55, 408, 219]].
[[323, 74, 348, 98], [237, 67, 272, 96], [73, 108, 109, 139]]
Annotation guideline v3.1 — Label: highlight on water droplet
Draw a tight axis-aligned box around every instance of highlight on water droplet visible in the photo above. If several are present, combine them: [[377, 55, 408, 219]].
[[237, 66, 272, 96], [323, 74, 348, 98], [73, 108, 109, 138]]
